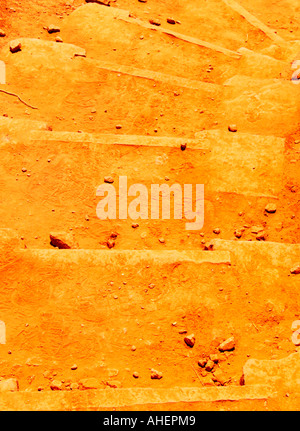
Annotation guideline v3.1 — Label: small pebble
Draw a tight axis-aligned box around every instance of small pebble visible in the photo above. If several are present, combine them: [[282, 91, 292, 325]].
[[149, 19, 161, 26], [265, 203, 277, 213], [47, 25, 60, 34], [167, 18, 176, 24], [228, 124, 237, 132], [104, 176, 114, 183], [107, 239, 115, 249], [290, 265, 300, 275]]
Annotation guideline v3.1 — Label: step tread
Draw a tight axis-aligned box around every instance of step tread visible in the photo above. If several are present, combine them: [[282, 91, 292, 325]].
[[211, 239, 300, 268], [0, 116, 50, 132], [64, 4, 241, 59], [19, 249, 232, 266], [220, 0, 285, 43], [27, 128, 284, 196], [0, 385, 275, 410], [2, 38, 220, 92], [30, 130, 209, 149]]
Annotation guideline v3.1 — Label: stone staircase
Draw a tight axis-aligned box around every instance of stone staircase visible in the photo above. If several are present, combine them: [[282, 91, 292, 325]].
[[0, 0, 299, 410]]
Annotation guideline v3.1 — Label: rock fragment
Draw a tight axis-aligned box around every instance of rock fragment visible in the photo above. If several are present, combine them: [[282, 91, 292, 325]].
[[184, 334, 195, 347], [47, 25, 60, 34], [50, 232, 79, 249], [106, 380, 121, 388], [104, 176, 114, 183], [85, 0, 111, 5], [256, 231, 266, 241], [0, 29, 6, 37], [228, 124, 237, 132], [234, 229, 243, 238], [290, 265, 300, 275], [107, 239, 115, 249], [10, 40, 22, 53], [204, 242, 214, 250], [218, 336, 235, 352], [150, 369, 163, 379], [205, 360, 215, 372], [209, 354, 219, 363], [167, 18, 176, 24], [149, 19, 161, 26], [251, 226, 264, 234], [50, 380, 62, 390], [198, 358, 207, 368]]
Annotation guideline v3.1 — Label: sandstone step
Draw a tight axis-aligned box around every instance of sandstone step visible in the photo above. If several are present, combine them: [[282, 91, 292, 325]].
[[83, 57, 220, 92], [2, 38, 294, 137], [220, 0, 285, 44], [0, 234, 296, 394], [0, 243, 233, 388], [28, 129, 285, 197], [234, 48, 287, 79], [223, 74, 292, 94], [30, 130, 210, 150], [259, 40, 300, 63], [80, 0, 273, 53], [19, 248, 231, 266], [59, 3, 244, 84], [194, 130, 284, 196], [233, 0, 300, 44], [60, 5, 291, 83], [0, 116, 50, 143], [0, 128, 285, 251], [62, 3, 241, 57], [220, 76, 299, 136], [1, 38, 221, 135], [0, 385, 275, 410], [242, 352, 300, 391], [211, 239, 300, 269]]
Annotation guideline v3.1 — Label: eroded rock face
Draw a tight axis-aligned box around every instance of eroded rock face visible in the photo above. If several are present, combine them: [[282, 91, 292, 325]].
[[242, 352, 300, 390]]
